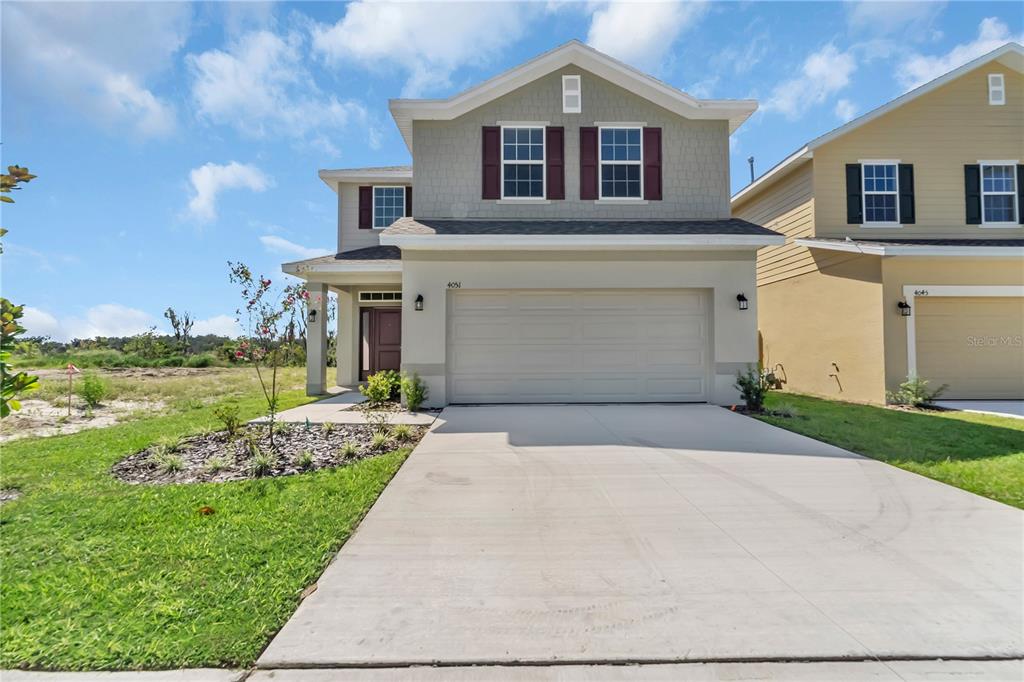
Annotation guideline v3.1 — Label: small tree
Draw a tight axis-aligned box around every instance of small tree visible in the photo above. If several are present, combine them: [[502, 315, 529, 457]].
[[229, 262, 303, 449], [734, 364, 773, 412], [164, 307, 195, 355]]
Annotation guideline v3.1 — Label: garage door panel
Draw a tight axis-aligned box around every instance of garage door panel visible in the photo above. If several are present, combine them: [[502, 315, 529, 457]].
[[448, 289, 710, 403], [916, 296, 1023, 400]]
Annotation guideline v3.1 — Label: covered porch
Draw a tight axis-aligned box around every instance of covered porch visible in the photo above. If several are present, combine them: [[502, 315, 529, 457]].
[[282, 246, 404, 396]]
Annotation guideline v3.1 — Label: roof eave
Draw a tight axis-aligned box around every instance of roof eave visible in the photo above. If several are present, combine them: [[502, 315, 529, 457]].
[[317, 168, 414, 192], [795, 239, 1024, 258], [380, 234, 785, 250]]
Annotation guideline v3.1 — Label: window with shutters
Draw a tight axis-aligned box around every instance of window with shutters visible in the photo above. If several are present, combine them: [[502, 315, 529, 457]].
[[599, 127, 643, 199], [861, 161, 899, 226], [501, 126, 545, 198], [562, 75, 581, 113], [980, 162, 1018, 225], [373, 186, 406, 228]]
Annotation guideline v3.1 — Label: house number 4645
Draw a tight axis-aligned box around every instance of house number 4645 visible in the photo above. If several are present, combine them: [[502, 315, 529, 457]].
[[447, 281, 462, 289]]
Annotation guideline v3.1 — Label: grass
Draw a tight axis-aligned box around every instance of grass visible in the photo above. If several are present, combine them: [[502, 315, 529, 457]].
[[757, 393, 1024, 509], [0, 380, 411, 670]]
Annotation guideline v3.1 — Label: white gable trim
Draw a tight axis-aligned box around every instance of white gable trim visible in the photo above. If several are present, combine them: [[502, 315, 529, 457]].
[[389, 40, 757, 152]]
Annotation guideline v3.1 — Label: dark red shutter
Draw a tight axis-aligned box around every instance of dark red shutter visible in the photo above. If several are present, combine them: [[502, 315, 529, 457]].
[[642, 127, 662, 200], [579, 127, 598, 200], [404, 186, 412, 217], [482, 126, 500, 199], [358, 186, 372, 229], [546, 126, 565, 200]]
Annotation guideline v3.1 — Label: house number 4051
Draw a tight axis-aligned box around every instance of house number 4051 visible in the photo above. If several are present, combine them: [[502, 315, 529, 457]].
[[447, 281, 462, 289]]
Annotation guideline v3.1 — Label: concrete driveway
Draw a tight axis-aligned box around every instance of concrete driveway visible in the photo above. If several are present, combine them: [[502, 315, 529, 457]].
[[259, 405, 1023, 668]]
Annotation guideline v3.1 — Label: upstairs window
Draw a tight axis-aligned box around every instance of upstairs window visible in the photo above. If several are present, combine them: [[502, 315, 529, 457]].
[[373, 186, 405, 228], [988, 74, 1006, 105], [981, 163, 1017, 224], [600, 127, 642, 198], [862, 162, 899, 225], [502, 126, 545, 198]]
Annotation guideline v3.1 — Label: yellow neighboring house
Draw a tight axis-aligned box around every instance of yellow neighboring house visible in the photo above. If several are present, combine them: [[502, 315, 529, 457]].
[[732, 42, 1024, 404]]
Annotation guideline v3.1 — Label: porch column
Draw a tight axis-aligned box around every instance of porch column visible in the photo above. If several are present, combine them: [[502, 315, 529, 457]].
[[335, 288, 358, 387], [306, 282, 328, 396]]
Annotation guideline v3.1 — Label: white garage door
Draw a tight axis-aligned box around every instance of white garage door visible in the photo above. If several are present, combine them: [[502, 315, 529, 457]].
[[447, 289, 710, 403]]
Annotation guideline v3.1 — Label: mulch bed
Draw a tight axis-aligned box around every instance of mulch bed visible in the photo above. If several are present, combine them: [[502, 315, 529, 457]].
[[112, 422, 427, 485], [0, 488, 21, 505]]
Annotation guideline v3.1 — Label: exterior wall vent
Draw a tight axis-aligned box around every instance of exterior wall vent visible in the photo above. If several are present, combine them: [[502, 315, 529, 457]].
[[562, 75, 582, 114], [988, 73, 1005, 105]]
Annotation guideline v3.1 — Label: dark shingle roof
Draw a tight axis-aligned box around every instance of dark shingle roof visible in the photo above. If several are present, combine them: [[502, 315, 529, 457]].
[[383, 217, 779, 237], [811, 238, 1024, 247], [335, 245, 401, 261]]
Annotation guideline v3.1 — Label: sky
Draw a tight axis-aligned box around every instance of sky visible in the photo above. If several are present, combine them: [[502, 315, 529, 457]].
[[2, 1, 1022, 341]]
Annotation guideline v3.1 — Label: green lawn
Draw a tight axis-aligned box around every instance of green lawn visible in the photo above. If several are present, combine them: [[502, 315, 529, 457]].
[[758, 393, 1024, 509], [0, 387, 410, 670]]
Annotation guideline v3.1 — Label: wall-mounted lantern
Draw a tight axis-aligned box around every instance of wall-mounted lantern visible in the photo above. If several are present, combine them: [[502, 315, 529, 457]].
[[736, 293, 749, 311], [308, 308, 318, 324], [897, 300, 912, 317], [415, 294, 424, 311]]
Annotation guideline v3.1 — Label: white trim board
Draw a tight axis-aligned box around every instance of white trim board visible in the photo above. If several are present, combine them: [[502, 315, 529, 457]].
[[795, 239, 1024, 257], [902, 284, 1024, 378], [380, 234, 784, 250]]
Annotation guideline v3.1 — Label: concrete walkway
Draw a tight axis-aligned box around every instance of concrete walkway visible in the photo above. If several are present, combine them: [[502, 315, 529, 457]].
[[259, 404, 1024, 669], [936, 400, 1024, 419], [257, 391, 437, 425]]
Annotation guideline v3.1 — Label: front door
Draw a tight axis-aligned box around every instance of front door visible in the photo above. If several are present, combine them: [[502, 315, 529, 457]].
[[361, 308, 402, 380]]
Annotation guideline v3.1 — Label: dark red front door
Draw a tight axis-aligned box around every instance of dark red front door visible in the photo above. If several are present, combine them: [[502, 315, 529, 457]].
[[362, 308, 401, 379]]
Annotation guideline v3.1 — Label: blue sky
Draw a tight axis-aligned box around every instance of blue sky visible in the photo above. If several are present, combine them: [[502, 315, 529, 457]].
[[3, 1, 1021, 341]]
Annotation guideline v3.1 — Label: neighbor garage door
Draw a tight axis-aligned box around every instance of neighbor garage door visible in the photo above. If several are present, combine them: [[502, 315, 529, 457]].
[[447, 289, 709, 403], [915, 296, 1024, 399]]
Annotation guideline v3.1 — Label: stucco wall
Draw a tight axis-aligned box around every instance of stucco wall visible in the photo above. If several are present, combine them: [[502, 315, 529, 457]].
[[398, 250, 759, 407], [880, 257, 1024, 393], [813, 68, 1024, 240], [757, 253, 886, 404], [412, 64, 731, 220]]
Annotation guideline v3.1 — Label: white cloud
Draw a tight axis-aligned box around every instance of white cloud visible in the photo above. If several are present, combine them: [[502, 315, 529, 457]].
[[187, 162, 272, 223], [763, 44, 857, 120], [259, 235, 332, 260], [586, 1, 709, 71], [2, 2, 187, 137], [897, 17, 1024, 90], [311, 2, 532, 96], [834, 98, 858, 122], [845, 1, 946, 37], [192, 315, 241, 338], [187, 29, 370, 153], [23, 305, 158, 342]]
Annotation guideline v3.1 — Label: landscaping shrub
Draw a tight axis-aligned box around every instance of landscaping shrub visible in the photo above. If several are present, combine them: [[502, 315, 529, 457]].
[[370, 430, 393, 451], [400, 372, 428, 412], [248, 450, 278, 478], [184, 353, 217, 368], [887, 376, 948, 408], [360, 369, 400, 406], [392, 423, 413, 442], [212, 403, 242, 436], [78, 373, 109, 408], [296, 450, 314, 470], [734, 365, 772, 412], [203, 455, 230, 473], [340, 441, 359, 458], [152, 451, 185, 474]]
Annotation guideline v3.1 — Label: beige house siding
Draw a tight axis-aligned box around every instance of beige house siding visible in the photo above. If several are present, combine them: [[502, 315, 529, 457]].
[[733, 163, 816, 286], [880, 257, 1024, 394], [757, 253, 885, 404], [813, 68, 1024, 240], [337, 182, 413, 253]]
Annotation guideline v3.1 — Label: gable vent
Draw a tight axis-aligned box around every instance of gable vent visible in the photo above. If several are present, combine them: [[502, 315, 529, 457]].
[[562, 75, 582, 114], [989, 74, 1005, 105]]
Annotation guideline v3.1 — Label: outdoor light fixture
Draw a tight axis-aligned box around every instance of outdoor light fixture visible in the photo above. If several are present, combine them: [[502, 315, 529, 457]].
[[308, 309, 318, 323], [415, 294, 424, 311], [897, 300, 912, 317], [736, 293, 749, 311]]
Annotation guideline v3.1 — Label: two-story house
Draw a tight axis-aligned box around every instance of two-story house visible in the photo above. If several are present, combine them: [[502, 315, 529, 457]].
[[285, 40, 783, 407], [732, 43, 1024, 403]]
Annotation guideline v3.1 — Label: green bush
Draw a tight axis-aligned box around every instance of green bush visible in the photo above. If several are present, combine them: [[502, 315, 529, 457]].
[[152, 451, 185, 474], [212, 402, 242, 436], [370, 430, 393, 451], [887, 376, 948, 408], [359, 369, 400, 406], [296, 450, 314, 470], [248, 449, 277, 478], [339, 441, 359, 458], [184, 353, 217, 368], [77, 374, 109, 408], [392, 423, 414, 442], [400, 372, 429, 412], [734, 365, 772, 412]]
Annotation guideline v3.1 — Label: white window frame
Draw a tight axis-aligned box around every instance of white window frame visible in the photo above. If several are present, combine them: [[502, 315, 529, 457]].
[[499, 124, 546, 201], [988, 73, 1006, 105], [358, 291, 402, 303], [371, 185, 406, 229], [860, 159, 901, 228], [598, 125, 644, 201], [562, 75, 581, 114], [978, 160, 1019, 227]]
